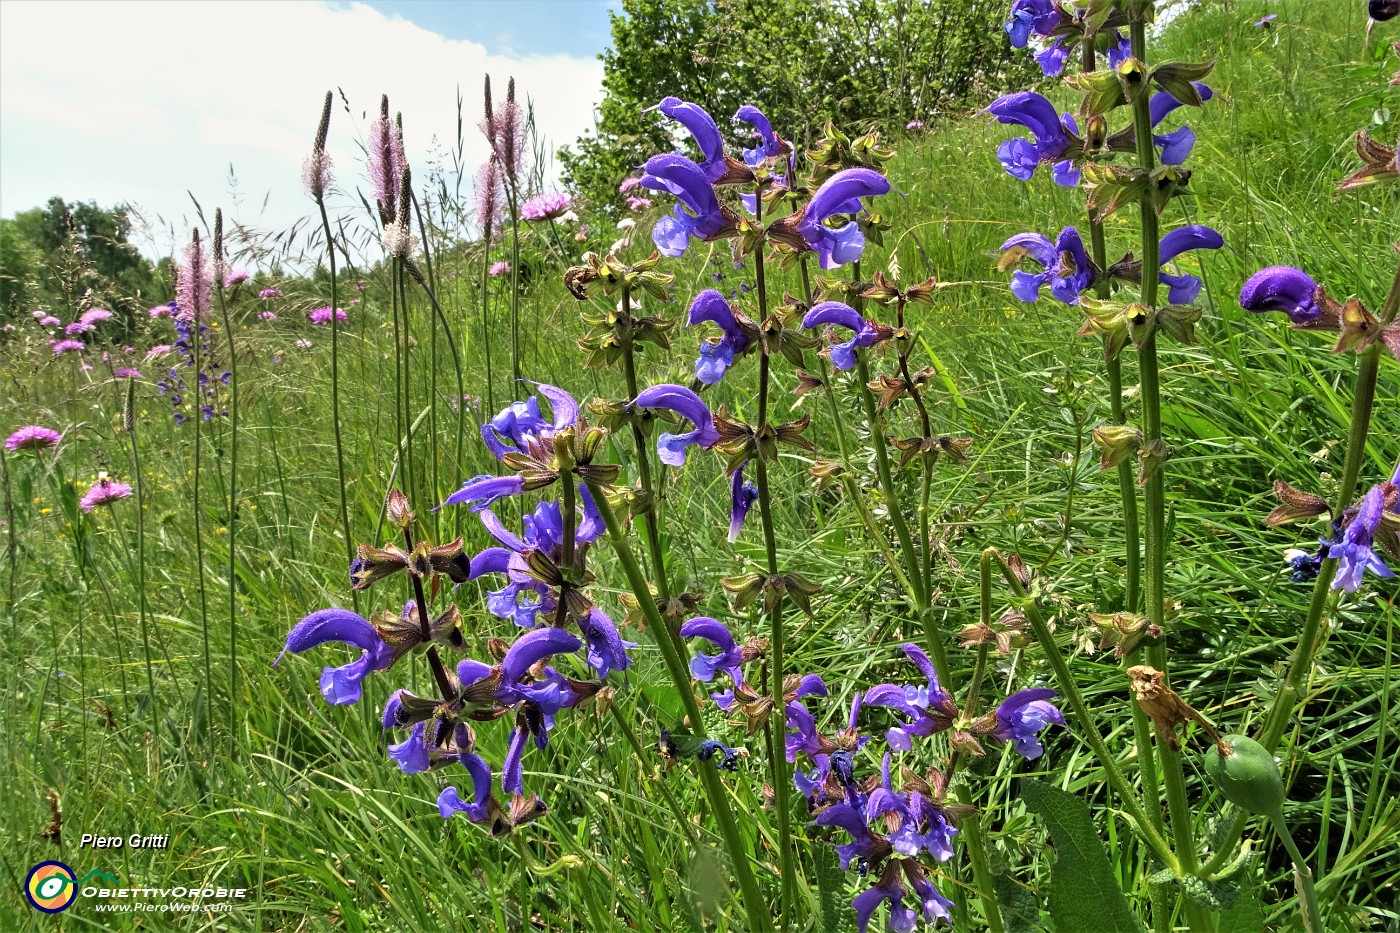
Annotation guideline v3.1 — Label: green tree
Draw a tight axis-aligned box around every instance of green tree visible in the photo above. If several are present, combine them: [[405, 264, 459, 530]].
[[559, 0, 1034, 211]]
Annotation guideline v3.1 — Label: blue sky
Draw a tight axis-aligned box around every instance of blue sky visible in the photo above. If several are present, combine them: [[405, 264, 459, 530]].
[[0, 1, 613, 259], [360, 0, 616, 57]]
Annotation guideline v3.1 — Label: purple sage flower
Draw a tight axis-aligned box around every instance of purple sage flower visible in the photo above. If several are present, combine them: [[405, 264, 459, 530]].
[[986, 91, 1078, 185], [687, 289, 753, 385], [651, 96, 727, 181], [862, 644, 957, 751], [1328, 483, 1397, 592], [792, 168, 891, 269], [729, 464, 759, 542], [678, 617, 745, 683], [1157, 225, 1225, 303], [438, 752, 494, 822], [1000, 226, 1094, 305], [1004, 0, 1064, 48], [639, 153, 738, 257], [631, 384, 719, 466], [275, 608, 396, 705], [993, 688, 1064, 759], [802, 301, 880, 371], [734, 104, 784, 166], [1239, 266, 1322, 325]]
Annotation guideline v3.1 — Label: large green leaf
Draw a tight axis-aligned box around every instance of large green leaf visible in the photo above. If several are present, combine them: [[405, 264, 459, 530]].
[[1021, 779, 1146, 933]]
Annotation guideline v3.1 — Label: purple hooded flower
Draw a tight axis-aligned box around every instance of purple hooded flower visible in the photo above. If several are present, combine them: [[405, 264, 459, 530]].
[[1157, 225, 1225, 304], [275, 608, 396, 705], [578, 607, 635, 679], [479, 384, 579, 460], [1035, 38, 1071, 76], [993, 688, 1064, 759], [500, 627, 584, 691], [688, 289, 753, 385], [734, 104, 784, 166], [652, 96, 726, 181], [1004, 0, 1064, 47], [986, 92, 1077, 184], [1239, 266, 1322, 325], [862, 644, 956, 751], [812, 802, 883, 872], [853, 875, 914, 933], [441, 474, 528, 512], [1328, 483, 1396, 592], [468, 489, 606, 628], [388, 720, 432, 774], [438, 752, 494, 821], [679, 616, 745, 683], [865, 754, 956, 861], [1149, 83, 1215, 165], [632, 384, 720, 466], [794, 168, 891, 269], [502, 725, 530, 795], [1000, 226, 1094, 305], [729, 464, 760, 542], [639, 154, 738, 257], [802, 301, 881, 371]]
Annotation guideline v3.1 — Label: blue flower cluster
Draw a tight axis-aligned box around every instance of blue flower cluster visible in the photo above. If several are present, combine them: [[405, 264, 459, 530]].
[[155, 309, 230, 424]]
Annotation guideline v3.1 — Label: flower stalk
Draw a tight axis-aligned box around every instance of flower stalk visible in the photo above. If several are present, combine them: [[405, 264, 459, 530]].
[[584, 478, 775, 933]]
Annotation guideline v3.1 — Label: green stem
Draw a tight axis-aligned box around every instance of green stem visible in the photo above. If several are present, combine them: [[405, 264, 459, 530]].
[[1130, 20, 1203, 909], [619, 287, 671, 604], [998, 554, 1180, 871], [585, 480, 775, 933], [1268, 811, 1324, 933], [752, 197, 797, 930]]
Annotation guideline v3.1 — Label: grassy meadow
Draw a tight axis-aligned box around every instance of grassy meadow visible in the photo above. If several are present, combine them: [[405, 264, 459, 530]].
[[1, 0, 1397, 930]]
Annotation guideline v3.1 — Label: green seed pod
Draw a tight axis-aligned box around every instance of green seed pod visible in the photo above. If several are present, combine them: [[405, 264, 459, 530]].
[[1204, 734, 1286, 817]]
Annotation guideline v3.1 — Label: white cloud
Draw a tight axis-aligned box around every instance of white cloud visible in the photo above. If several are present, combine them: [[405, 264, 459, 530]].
[[0, 0, 603, 262]]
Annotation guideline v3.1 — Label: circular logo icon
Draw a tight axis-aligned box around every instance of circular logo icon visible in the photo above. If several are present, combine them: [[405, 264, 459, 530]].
[[25, 861, 77, 913]]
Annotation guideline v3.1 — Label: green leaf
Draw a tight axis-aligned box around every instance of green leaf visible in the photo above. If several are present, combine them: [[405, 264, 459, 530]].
[[1214, 884, 1266, 933], [1021, 779, 1147, 933], [992, 863, 1042, 933]]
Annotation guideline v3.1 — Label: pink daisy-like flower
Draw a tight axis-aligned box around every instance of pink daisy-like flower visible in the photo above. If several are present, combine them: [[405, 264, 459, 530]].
[[626, 196, 652, 212], [521, 192, 573, 222], [52, 339, 85, 355], [114, 368, 141, 378], [123, 346, 136, 354], [79, 307, 114, 326], [489, 261, 510, 277], [258, 288, 283, 300], [145, 344, 172, 361], [308, 307, 347, 325], [65, 322, 90, 335], [5, 425, 62, 452], [79, 476, 133, 513], [149, 304, 173, 319], [260, 310, 277, 321], [619, 175, 642, 193], [31, 309, 46, 320], [39, 315, 61, 327], [79, 364, 93, 373], [225, 270, 250, 287]]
